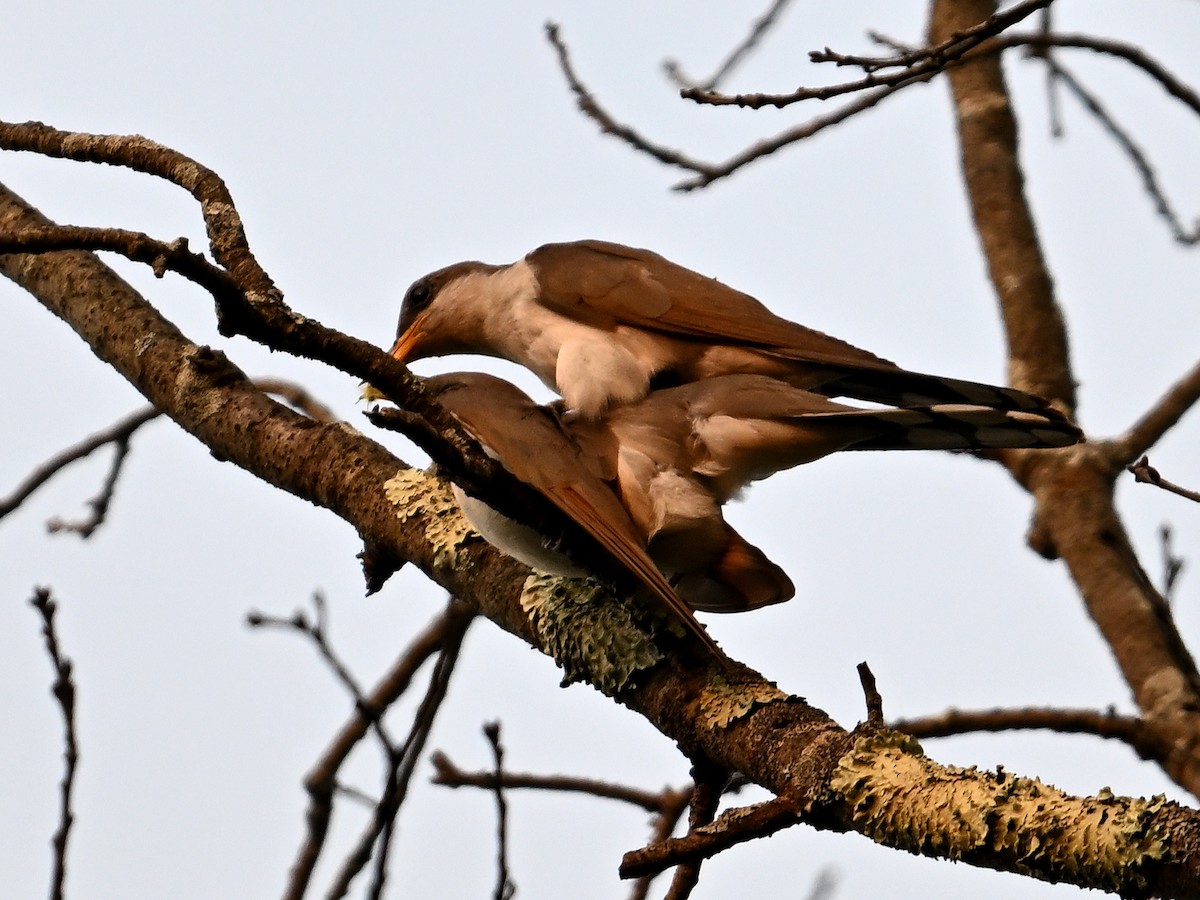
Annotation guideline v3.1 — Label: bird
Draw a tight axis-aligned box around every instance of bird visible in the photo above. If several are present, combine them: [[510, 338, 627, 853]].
[[389, 239, 1070, 420], [421, 372, 740, 658], [420, 371, 1080, 621]]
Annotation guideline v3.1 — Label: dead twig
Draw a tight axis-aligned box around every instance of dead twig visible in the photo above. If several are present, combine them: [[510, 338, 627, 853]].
[[663, 763, 726, 900], [547, 19, 915, 191], [30, 587, 79, 900], [1128, 456, 1200, 505], [662, 0, 793, 92], [0, 121, 277, 306], [1035, 56, 1200, 245], [249, 593, 398, 752], [856, 661, 884, 726], [432, 754, 675, 813], [326, 618, 468, 900], [1, 378, 335, 537], [483, 723, 517, 900], [281, 599, 473, 900], [997, 32, 1200, 119], [1160, 524, 1186, 604], [892, 704, 1171, 763], [627, 786, 694, 900], [619, 796, 800, 880], [684, 0, 1053, 107], [0, 407, 159, 526]]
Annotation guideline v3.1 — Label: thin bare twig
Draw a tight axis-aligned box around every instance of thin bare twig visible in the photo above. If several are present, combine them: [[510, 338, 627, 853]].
[[334, 783, 380, 808], [1, 378, 333, 538], [812, 0, 1053, 73], [1037, 57, 1200, 245], [46, 431, 134, 538], [1034, 8, 1065, 137], [545, 23, 716, 179], [547, 19, 915, 191], [0, 407, 160, 524], [664, 764, 725, 900], [673, 82, 915, 191], [662, 0, 794, 92], [856, 661, 884, 726], [248, 594, 397, 752], [325, 620, 468, 900], [627, 787, 693, 900], [1127, 456, 1200, 505], [482, 723, 516, 900], [281, 599, 473, 900], [997, 32, 1200, 119], [432, 755, 673, 813], [0, 121, 278, 305], [892, 705, 1170, 763], [1112, 359, 1200, 464], [684, 0, 1054, 108], [0, 225, 243, 302], [1160, 524, 1186, 604], [30, 587, 79, 900], [619, 796, 800, 880]]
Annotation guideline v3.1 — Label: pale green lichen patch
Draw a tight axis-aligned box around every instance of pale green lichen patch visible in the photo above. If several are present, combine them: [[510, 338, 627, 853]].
[[383, 469, 474, 572], [830, 731, 1169, 891], [699, 676, 788, 730], [520, 573, 663, 695]]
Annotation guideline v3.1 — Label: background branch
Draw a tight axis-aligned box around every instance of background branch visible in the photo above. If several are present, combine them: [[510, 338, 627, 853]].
[[931, 0, 1200, 797], [29, 587, 78, 900]]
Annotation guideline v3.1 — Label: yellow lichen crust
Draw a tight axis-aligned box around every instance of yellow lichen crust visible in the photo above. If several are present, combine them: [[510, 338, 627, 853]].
[[830, 731, 1169, 891], [519, 573, 663, 694], [699, 676, 788, 730], [383, 469, 474, 572]]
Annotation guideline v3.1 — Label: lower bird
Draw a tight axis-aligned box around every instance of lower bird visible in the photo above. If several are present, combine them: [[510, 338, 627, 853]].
[[420, 371, 1080, 620]]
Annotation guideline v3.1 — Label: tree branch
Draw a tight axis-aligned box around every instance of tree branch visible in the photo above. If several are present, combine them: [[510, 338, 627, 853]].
[[930, 0, 1200, 799], [29, 587, 78, 900], [894, 705, 1168, 762], [662, 0, 794, 92], [546, 21, 916, 192], [281, 598, 473, 900], [6, 170, 1200, 893], [681, 0, 1054, 108], [1127, 457, 1200, 505], [0, 406, 159, 524], [1110, 359, 1200, 465]]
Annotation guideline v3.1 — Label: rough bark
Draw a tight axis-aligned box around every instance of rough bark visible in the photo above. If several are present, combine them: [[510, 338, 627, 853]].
[[930, 0, 1200, 794]]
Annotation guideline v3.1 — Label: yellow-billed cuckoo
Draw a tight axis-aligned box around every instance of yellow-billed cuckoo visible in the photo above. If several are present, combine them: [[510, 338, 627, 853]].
[[390, 240, 1068, 419], [422, 371, 1080, 624], [422, 374, 787, 633]]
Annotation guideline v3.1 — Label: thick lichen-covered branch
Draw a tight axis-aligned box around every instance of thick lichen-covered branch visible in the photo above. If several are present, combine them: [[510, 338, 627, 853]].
[[832, 731, 1186, 895]]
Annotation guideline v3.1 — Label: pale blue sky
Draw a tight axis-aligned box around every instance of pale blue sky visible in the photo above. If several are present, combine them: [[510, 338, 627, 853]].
[[2, 3, 1199, 897]]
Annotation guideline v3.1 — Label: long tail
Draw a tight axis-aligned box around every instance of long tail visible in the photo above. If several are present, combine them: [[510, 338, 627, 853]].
[[822, 403, 1082, 451], [819, 366, 1063, 415]]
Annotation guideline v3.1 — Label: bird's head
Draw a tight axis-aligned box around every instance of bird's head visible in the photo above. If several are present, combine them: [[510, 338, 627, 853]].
[[390, 261, 505, 364]]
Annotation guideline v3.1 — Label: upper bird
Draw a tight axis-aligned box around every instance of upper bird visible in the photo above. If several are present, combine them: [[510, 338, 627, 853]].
[[390, 240, 1067, 419]]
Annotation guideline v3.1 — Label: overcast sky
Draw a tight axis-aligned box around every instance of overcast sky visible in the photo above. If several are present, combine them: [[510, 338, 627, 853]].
[[3, 3, 1199, 898]]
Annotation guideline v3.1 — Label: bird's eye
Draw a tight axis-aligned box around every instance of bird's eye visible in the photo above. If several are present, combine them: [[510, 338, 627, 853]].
[[405, 280, 432, 309]]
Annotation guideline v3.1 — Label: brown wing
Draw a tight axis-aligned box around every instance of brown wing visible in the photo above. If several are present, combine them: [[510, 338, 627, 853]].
[[425, 372, 721, 656], [528, 240, 895, 368], [528, 241, 1062, 412]]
